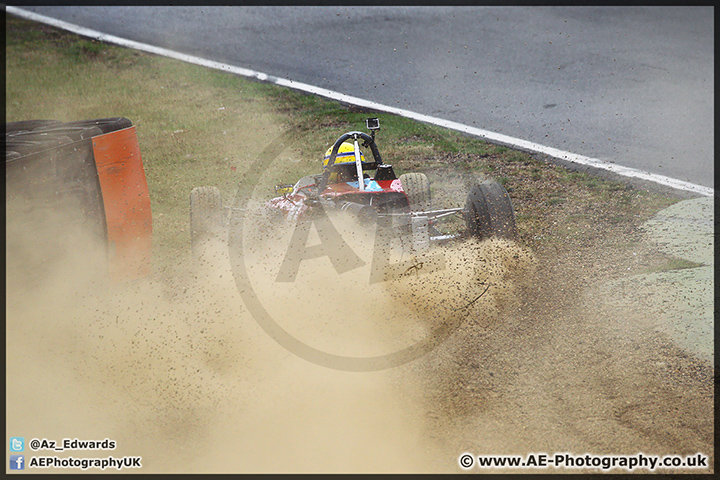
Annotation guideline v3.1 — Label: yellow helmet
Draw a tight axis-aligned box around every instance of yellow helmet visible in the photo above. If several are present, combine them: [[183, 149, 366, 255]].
[[323, 142, 365, 169]]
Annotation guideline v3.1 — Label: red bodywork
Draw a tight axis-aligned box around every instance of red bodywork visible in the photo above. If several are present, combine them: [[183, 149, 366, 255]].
[[266, 177, 408, 220]]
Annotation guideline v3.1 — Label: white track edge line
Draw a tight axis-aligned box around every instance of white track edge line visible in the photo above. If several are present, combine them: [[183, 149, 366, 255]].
[[8, 6, 713, 198]]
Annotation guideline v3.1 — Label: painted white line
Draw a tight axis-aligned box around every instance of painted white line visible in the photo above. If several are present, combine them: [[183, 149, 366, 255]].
[[8, 6, 713, 198]]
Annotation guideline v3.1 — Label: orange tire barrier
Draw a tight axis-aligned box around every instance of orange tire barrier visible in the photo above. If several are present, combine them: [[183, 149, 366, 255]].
[[92, 126, 152, 282]]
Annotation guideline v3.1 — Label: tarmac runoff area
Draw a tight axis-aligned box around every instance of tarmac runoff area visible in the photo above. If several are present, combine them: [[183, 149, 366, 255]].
[[594, 196, 714, 365]]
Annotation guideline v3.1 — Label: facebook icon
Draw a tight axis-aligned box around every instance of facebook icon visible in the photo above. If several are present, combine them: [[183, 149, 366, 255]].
[[10, 455, 24, 470]]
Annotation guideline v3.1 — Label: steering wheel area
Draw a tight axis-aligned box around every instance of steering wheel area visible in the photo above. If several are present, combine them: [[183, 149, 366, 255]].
[[317, 132, 383, 192]]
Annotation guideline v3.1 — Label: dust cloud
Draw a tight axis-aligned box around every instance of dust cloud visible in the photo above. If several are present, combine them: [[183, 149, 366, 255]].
[[6, 185, 536, 473]]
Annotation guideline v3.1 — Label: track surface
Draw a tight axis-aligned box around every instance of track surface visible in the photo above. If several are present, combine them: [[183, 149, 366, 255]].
[[17, 6, 715, 189]]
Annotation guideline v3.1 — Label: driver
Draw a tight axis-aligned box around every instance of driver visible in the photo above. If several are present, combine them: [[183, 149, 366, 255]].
[[323, 142, 368, 184]]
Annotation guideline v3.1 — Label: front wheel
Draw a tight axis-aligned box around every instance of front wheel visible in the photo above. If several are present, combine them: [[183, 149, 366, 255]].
[[399, 172, 431, 212], [464, 180, 518, 241]]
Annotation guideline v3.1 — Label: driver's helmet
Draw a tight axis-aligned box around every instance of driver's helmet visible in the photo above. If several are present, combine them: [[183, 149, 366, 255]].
[[323, 142, 366, 169]]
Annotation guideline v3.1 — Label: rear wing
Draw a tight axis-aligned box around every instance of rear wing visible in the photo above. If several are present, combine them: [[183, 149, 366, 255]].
[[5, 117, 152, 282]]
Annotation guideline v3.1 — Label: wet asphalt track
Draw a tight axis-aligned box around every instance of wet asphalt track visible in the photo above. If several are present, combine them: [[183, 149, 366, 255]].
[[12, 5, 714, 191]]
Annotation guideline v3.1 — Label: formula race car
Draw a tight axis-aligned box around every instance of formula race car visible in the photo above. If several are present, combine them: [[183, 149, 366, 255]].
[[189, 118, 517, 262]]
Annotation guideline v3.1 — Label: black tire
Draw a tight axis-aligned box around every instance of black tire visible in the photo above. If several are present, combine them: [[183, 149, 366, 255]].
[[190, 186, 223, 258], [464, 180, 518, 241], [399, 172, 431, 212]]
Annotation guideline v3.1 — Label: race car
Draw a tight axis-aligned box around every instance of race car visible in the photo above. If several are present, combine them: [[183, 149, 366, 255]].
[[190, 118, 517, 259]]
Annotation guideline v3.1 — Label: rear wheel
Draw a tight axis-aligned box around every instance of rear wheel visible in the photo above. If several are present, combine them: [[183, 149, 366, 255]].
[[464, 180, 518, 241], [399, 172, 431, 212], [190, 186, 223, 258]]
